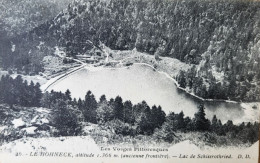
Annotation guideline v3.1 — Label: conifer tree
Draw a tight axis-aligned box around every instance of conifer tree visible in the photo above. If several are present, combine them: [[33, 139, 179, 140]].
[[113, 96, 124, 121], [177, 70, 186, 88], [211, 115, 218, 132], [99, 95, 107, 104], [194, 104, 210, 131], [151, 105, 166, 129], [83, 91, 97, 123], [33, 82, 42, 106], [65, 89, 72, 101], [123, 100, 133, 123], [52, 100, 81, 136], [139, 107, 153, 135]]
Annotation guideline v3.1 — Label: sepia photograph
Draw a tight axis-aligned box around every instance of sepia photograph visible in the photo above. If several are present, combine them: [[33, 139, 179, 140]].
[[0, 0, 259, 162]]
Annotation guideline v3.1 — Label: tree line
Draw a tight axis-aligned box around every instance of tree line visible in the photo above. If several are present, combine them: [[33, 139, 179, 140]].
[[0, 75, 258, 144], [177, 64, 260, 102], [41, 90, 166, 136], [0, 75, 42, 108], [40, 89, 259, 144]]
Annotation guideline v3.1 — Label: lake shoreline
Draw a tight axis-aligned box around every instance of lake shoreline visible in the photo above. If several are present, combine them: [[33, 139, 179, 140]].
[[130, 63, 240, 104], [43, 63, 259, 124], [41, 49, 259, 111], [111, 50, 251, 104]]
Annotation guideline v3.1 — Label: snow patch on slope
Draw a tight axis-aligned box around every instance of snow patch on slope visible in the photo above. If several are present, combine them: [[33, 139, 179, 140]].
[[12, 118, 25, 128], [21, 127, 37, 135]]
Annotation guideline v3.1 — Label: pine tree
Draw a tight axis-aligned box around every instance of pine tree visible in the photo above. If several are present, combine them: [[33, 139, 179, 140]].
[[41, 92, 52, 108], [72, 98, 78, 106], [1, 76, 16, 108], [77, 98, 83, 110], [194, 104, 210, 131], [20, 80, 30, 106], [0, 76, 5, 103], [211, 115, 218, 132], [52, 100, 81, 136], [157, 106, 166, 127], [177, 70, 186, 88], [28, 81, 35, 106], [224, 120, 234, 133], [13, 75, 23, 104], [184, 116, 193, 131], [99, 95, 107, 104], [33, 82, 42, 106], [123, 100, 133, 123], [139, 107, 153, 135], [113, 96, 124, 121], [96, 102, 113, 123], [83, 91, 97, 123], [65, 89, 72, 101], [151, 105, 166, 129], [176, 111, 185, 130], [216, 119, 225, 135]]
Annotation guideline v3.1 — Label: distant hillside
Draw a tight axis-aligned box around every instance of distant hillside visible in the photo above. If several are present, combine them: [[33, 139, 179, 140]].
[[0, 0, 260, 101], [0, 0, 71, 38]]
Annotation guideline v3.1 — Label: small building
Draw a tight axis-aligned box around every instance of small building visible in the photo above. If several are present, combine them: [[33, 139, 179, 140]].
[[76, 54, 91, 59], [85, 57, 98, 64], [123, 61, 133, 66], [89, 47, 105, 58], [106, 60, 119, 67]]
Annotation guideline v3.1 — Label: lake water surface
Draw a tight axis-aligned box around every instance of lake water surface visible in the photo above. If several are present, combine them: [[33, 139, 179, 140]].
[[47, 64, 259, 124]]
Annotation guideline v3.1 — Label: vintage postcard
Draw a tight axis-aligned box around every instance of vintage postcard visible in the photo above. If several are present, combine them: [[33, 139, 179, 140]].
[[0, 0, 259, 162]]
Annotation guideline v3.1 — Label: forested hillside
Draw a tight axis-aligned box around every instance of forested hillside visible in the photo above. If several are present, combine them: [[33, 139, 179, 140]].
[[0, 0, 71, 73], [1, 0, 260, 101], [0, 0, 71, 38]]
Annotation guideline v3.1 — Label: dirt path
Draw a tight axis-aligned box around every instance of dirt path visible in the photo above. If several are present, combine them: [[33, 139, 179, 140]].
[[41, 65, 86, 92]]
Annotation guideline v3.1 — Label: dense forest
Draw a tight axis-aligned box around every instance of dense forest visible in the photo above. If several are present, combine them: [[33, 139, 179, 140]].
[[0, 0, 71, 74], [0, 0, 260, 101], [0, 75, 258, 144], [0, 75, 42, 108], [0, 0, 71, 38]]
